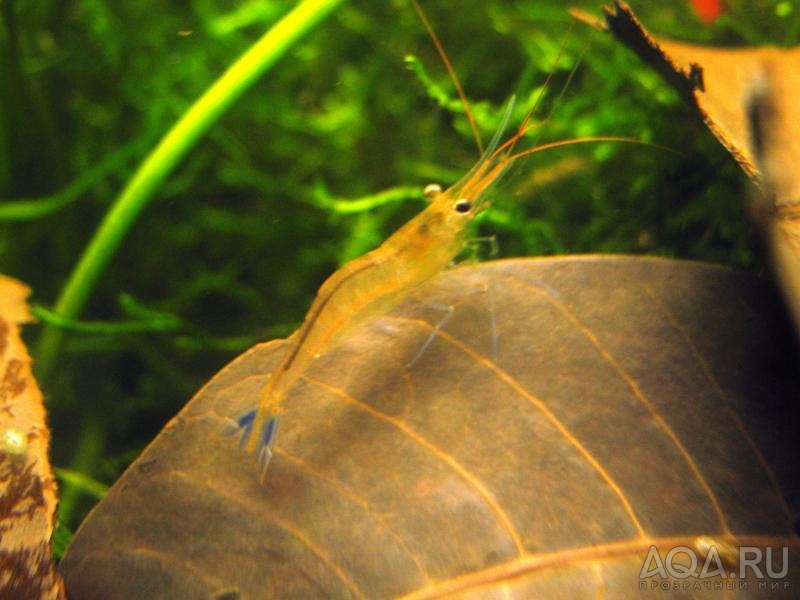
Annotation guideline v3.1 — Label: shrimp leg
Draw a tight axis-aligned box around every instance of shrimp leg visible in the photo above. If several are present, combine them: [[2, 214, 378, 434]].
[[405, 303, 455, 369]]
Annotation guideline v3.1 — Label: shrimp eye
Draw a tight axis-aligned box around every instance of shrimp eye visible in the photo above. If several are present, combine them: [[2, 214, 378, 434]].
[[423, 183, 442, 200], [454, 198, 472, 213]]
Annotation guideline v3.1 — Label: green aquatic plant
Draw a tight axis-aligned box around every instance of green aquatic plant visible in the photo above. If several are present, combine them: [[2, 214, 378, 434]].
[[35, 0, 348, 377]]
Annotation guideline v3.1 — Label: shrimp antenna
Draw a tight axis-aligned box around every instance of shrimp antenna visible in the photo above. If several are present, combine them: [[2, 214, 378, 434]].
[[460, 135, 671, 206], [410, 0, 484, 154], [506, 136, 673, 163], [529, 22, 597, 150], [474, 15, 580, 169], [503, 17, 578, 160]]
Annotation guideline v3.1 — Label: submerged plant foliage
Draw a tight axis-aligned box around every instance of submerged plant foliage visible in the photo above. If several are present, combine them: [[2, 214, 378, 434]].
[[0, 0, 796, 538]]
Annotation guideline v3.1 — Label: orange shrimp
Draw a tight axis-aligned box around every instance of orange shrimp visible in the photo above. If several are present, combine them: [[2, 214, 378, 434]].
[[237, 3, 643, 470], [238, 101, 517, 462]]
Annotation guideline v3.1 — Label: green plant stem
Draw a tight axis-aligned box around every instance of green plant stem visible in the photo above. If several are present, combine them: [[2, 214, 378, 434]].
[[312, 185, 425, 213], [32, 305, 182, 334], [0, 136, 148, 220], [35, 0, 347, 378], [54, 467, 109, 500]]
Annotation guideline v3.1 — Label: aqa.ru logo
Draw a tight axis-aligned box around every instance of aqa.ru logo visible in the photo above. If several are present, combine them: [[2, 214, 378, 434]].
[[638, 544, 789, 580]]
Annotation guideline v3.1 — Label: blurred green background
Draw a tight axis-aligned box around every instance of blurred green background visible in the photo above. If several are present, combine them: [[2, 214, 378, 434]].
[[1, 0, 796, 542]]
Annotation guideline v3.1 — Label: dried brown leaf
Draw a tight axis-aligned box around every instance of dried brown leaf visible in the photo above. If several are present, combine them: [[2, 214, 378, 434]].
[[0, 275, 63, 599], [603, 1, 800, 189], [60, 257, 799, 598], [603, 0, 800, 335]]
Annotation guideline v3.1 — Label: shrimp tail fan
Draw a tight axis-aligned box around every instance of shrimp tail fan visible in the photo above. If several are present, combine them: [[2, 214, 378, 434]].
[[235, 410, 279, 478]]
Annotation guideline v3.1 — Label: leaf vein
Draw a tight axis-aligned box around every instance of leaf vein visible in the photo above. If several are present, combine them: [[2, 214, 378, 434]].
[[276, 448, 432, 583], [516, 278, 731, 534], [307, 377, 527, 555]]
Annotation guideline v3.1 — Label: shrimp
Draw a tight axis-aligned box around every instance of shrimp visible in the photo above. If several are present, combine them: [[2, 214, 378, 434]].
[[238, 99, 517, 463], [237, 2, 643, 470]]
